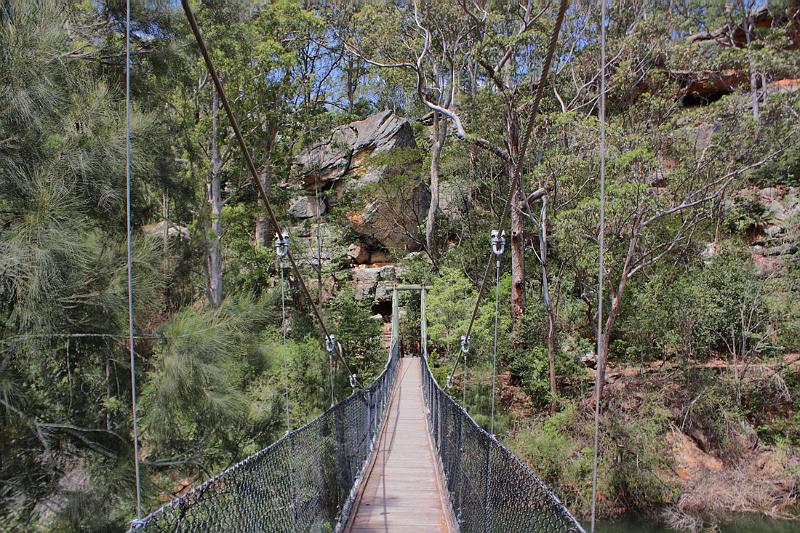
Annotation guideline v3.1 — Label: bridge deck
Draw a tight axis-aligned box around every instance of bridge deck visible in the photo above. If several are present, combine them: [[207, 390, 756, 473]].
[[346, 357, 455, 533]]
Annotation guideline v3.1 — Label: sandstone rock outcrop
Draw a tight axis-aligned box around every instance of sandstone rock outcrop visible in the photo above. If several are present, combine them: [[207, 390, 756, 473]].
[[351, 264, 398, 303], [288, 196, 326, 219], [143, 221, 190, 240], [291, 110, 429, 250], [739, 186, 798, 275], [295, 109, 416, 188]]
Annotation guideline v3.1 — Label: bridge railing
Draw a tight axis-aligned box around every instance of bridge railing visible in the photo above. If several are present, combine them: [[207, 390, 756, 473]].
[[420, 353, 586, 533], [130, 340, 400, 532]]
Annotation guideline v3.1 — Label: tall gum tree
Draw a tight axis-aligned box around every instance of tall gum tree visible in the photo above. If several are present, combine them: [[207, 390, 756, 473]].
[[348, 0, 570, 330]]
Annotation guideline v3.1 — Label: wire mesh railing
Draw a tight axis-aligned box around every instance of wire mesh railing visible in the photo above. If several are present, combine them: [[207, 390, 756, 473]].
[[420, 353, 586, 533], [129, 341, 400, 533]]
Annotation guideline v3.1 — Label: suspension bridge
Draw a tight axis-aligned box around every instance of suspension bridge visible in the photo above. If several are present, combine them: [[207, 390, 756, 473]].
[[122, 3, 596, 531], [129, 287, 584, 532]]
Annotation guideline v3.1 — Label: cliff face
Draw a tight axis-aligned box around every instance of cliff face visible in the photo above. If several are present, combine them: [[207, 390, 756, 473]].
[[287, 110, 430, 306]]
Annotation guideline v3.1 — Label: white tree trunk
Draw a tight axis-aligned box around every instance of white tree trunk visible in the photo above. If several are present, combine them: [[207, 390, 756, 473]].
[[208, 89, 223, 307], [426, 113, 447, 254]]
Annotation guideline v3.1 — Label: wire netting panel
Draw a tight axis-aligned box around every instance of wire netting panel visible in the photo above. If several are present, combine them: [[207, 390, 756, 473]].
[[130, 343, 400, 533], [420, 356, 585, 533]]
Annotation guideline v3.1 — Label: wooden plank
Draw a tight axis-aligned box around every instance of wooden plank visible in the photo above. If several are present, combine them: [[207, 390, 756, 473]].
[[345, 357, 456, 533]]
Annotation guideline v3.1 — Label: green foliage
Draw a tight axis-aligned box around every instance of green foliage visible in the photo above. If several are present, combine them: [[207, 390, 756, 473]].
[[140, 296, 280, 463], [509, 404, 597, 513], [512, 398, 677, 516], [222, 203, 276, 294], [681, 370, 750, 460], [726, 198, 773, 235], [507, 345, 582, 406], [606, 400, 678, 511], [425, 266, 477, 359], [623, 249, 772, 362], [325, 289, 383, 381]]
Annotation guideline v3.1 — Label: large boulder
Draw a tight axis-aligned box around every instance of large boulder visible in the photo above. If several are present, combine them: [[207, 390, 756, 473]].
[[353, 266, 382, 300], [350, 264, 400, 302], [143, 220, 190, 240], [294, 110, 416, 188], [292, 110, 429, 250], [735, 186, 800, 275], [288, 222, 344, 270], [288, 196, 326, 219]]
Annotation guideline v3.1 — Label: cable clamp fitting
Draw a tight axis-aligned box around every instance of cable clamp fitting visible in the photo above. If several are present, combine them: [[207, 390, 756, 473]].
[[460, 334, 470, 354], [446, 375, 453, 388], [490, 229, 506, 257], [349, 373, 358, 388], [274, 230, 289, 259], [325, 334, 336, 353]]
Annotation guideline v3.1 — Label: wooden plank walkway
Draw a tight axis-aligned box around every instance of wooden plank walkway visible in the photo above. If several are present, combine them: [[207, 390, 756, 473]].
[[345, 357, 455, 533]]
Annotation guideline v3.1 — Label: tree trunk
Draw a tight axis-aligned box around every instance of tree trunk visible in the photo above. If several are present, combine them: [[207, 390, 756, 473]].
[[208, 89, 223, 307], [254, 163, 272, 247], [507, 109, 525, 328], [105, 359, 112, 431], [596, 256, 635, 398], [539, 196, 558, 413], [426, 112, 447, 254], [596, 294, 621, 401], [742, 2, 760, 123], [162, 188, 169, 271]]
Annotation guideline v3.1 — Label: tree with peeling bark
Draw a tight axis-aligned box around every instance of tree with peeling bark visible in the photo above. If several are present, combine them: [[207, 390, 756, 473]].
[[346, 0, 470, 258], [186, 3, 328, 305], [348, 0, 570, 331]]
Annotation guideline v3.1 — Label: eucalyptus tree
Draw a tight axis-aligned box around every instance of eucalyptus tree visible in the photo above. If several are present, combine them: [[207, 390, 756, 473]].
[[178, 1, 326, 305], [348, 0, 570, 330]]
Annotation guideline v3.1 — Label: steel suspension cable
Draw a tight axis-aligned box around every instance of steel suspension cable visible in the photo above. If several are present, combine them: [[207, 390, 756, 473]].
[[490, 252, 501, 435], [590, 0, 608, 530], [446, 0, 570, 385], [329, 353, 336, 405], [125, 0, 142, 519], [179, 0, 359, 386]]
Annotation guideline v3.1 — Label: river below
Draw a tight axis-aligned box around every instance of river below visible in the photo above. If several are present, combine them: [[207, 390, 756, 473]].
[[588, 513, 798, 532]]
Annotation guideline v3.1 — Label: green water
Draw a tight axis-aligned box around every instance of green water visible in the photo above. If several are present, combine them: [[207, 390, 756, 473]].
[[589, 513, 799, 532]]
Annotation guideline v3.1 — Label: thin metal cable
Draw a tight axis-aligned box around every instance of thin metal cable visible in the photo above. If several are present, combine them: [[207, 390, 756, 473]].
[[280, 259, 290, 433], [490, 257, 500, 435], [590, 1, 608, 530], [179, 0, 358, 386], [462, 354, 467, 406], [315, 167, 334, 404], [329, 349, 335, 407], [125, 0, 142, 518]]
